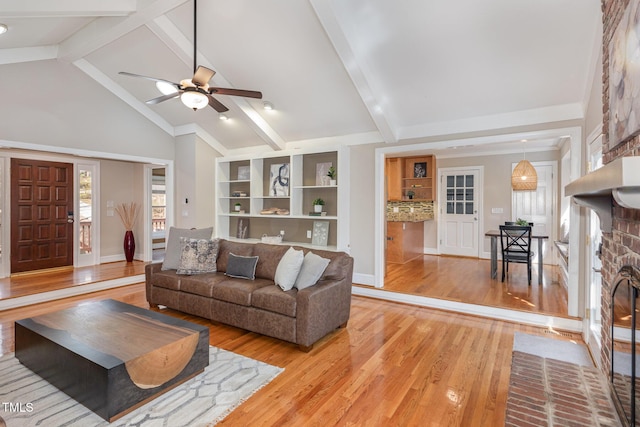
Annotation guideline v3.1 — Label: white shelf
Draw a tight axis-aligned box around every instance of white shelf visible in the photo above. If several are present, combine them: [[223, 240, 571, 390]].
[[293, 185, 338, 189], [565, 156, 640, 232], [221, 196, 250, 199], [220, 179, 251, 184], [253, 196, 290, 199]]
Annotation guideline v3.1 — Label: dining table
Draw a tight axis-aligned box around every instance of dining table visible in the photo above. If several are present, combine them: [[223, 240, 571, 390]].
[[485, 229, 549, 285]]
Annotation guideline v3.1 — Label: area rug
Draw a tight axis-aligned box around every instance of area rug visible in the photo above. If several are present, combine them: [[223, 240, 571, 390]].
[[0, 346, 283, 427], [512, 331, 593, 366]]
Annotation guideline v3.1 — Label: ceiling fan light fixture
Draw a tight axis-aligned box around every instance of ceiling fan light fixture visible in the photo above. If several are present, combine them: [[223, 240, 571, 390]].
[[263, 101, 274, 111], [181, 89, 208, 110], [219, 113, 229, 121], [0, 24, 7, 35]]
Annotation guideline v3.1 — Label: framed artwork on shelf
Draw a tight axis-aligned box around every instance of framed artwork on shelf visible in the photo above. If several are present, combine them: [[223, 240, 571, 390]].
[[413, 162, 427, 178], [610, 0, 640, 147], [316, 162, 332, 186], [237, 166, 250, 180], [311, 221, 329, 246], [270, 163, 290, 196]]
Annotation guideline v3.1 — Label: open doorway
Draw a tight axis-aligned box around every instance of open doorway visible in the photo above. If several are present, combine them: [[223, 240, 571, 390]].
[[151, 167, 167, 263], [371, 127, 582, 323]]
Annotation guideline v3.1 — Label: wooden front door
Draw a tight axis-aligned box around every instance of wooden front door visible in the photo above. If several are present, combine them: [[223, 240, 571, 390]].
[[11, 159, 74, 273]]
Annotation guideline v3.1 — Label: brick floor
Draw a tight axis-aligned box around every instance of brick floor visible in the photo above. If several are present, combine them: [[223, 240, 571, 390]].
[[505, 351, 621, 427]]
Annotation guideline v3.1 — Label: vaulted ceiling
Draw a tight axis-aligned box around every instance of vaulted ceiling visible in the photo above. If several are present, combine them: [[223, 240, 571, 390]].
[[0, 0, 601, 156]]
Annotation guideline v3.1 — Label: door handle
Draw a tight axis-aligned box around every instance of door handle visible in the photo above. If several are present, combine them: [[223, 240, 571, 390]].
[[67, 211, 74, 224]]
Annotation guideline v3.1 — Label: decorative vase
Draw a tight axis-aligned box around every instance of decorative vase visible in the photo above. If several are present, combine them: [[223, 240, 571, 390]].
[[330, 179, 337, 186], [314, 204, 323, 213], [124, 230, 135, 262]]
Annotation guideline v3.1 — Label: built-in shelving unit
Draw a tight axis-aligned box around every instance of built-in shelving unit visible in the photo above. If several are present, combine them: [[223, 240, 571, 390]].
[[215, 147, 348, 251]]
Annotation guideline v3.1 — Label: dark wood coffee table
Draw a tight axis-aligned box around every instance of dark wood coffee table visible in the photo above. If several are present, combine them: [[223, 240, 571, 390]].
[[15, 299, 209, 422]]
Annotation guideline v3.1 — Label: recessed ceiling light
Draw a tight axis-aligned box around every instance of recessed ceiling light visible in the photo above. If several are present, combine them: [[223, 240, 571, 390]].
[[219, 113, 229, 121], [263, 101, 274, 111], [0, 24, 8, 35]]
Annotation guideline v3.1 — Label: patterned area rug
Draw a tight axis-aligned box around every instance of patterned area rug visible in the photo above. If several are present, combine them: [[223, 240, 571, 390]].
[[0, 346, 283, 427]]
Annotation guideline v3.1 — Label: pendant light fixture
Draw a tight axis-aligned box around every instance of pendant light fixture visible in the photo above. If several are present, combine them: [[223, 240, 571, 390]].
[[511, 140, 537, 190]]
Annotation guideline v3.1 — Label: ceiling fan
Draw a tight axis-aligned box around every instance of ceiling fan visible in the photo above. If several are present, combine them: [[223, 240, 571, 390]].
[[118, 0, 262, 112]]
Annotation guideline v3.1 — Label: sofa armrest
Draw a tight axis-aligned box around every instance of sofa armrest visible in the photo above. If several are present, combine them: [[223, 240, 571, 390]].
[[145, 262, 163, 303], [295, 257, 354, 347]]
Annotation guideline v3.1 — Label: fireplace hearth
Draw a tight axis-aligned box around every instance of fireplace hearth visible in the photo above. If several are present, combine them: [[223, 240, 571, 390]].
[[611, 265, 640, 427]]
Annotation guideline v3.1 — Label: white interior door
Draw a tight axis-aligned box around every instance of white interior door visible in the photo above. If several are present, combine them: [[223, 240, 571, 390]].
[[512, 162, 555, 264], [439, 168, 480, 257]]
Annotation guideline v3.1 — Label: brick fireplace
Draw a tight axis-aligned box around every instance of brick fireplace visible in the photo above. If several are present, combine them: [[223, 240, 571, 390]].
[[602, 0, 640, 425]]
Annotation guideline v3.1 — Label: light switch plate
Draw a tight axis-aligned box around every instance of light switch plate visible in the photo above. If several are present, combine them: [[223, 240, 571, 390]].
[[491, 207, 504, 214]]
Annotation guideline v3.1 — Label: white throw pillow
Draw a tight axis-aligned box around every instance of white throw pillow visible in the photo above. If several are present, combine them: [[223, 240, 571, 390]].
[[294, 251, 330, 290], [274, 247, 304, 291]]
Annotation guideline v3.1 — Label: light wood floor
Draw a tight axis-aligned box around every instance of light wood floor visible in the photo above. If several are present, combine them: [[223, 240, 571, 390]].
[[0, 282, 582, 426], [378, 255, 569, 318]]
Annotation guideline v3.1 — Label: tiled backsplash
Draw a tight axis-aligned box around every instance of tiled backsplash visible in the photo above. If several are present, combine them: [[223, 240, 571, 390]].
[[386, 200, 434, 222]]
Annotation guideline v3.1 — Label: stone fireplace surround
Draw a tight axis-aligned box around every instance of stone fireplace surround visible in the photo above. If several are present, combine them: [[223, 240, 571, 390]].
[[601, 0, 640, 425]]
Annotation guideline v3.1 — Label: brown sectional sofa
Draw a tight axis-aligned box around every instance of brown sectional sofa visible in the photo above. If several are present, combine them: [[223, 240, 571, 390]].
[[145, 239, 354, 351]]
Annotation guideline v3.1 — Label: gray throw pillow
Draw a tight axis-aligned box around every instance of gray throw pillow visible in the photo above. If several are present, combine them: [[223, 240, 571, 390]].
[[162, 226, 214, 270], [176, 237, 220, 275], [225, 253, 259, 280], [294, 251, 330, 290]]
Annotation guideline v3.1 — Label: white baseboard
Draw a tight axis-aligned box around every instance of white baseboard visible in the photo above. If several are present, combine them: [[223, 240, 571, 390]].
[[353, 272, 376, 287]]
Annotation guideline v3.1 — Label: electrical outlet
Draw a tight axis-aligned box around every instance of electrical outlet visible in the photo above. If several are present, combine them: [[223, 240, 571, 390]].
[[307, 230, 312, 239]]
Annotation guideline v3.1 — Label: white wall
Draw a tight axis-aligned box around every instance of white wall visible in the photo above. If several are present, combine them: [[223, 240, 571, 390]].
[[0, 60, 175, 159], [174, 133, 219, 229], [100, 160, 145, 259]]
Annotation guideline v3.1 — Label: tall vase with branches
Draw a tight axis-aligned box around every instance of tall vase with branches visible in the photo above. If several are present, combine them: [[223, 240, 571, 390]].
[[115, 202, 140, 262]]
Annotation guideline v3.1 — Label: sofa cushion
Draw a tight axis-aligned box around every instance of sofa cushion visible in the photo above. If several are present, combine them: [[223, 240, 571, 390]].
[[217, 240, 254, 272], [225, 253, 259, 280], [252, 285, 297, 317], [253, 243, 290, 280], [274, 247, 304, 291], [211, 278, 273, 306], [180, 273, 228, 297], [294, 251, 330, 290], [162, 227, 213, 270], [176, 238, 219, 275], [150, 270, 182, 290]]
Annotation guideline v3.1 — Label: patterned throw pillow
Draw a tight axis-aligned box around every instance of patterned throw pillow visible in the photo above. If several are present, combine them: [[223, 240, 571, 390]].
[[176, 238, 220, 275]]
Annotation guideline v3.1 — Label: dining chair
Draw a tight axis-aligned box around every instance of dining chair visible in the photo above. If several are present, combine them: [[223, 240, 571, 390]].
[[499, 225, 534, 285]]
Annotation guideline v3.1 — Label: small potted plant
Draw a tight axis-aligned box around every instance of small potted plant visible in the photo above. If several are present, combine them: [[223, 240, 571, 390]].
[[327, 166, 337, 186], [407, 190, 415, 200], [313, 198, 325, 213], [516, 218, 531, 226], [234, 202, 242, 212]]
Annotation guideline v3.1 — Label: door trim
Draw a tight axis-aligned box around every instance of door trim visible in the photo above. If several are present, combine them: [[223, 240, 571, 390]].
[[437, 166, 484, 258]]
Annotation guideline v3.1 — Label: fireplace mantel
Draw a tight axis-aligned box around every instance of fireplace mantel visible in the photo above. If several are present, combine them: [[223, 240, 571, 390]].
[[565, 157, 640, 232]]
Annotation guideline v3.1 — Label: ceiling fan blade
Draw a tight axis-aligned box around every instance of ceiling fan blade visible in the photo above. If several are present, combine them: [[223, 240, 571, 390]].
[[118, 71, 179, 88], [209, 87, 263, 99], [207, 95, 229, 113], [192, 66, 215, 87], [146, 92, 181, 105]]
